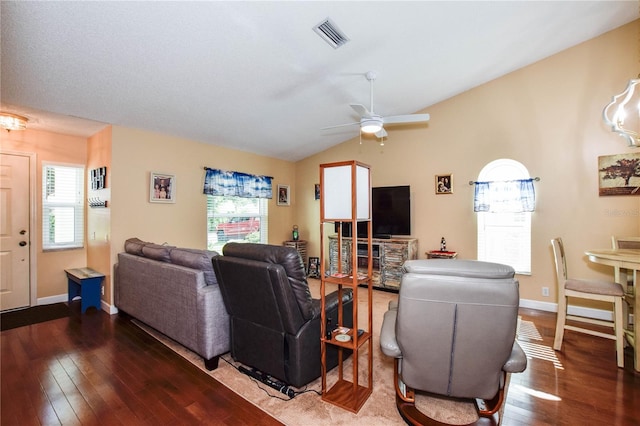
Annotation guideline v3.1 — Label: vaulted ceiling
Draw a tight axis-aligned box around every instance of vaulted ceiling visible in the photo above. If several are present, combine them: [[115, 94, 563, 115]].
[[1, 1, 637, 161]]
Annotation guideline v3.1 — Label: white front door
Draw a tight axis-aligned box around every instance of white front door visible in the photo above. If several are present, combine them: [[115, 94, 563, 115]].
[[0, 153, 31, 311]]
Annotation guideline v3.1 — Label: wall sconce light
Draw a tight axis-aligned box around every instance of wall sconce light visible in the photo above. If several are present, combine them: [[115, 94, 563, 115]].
[[603, 76, 639, 147], [0, 112, 28, 132]]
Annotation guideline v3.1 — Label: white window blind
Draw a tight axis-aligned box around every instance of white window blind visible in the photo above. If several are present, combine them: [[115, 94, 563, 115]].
[[206, 195, 268, 252], [42, 163, 84, 250], [477, 159, 532, 274]]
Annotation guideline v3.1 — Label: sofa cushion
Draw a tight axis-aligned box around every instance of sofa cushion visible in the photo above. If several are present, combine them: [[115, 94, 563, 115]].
[[141, 243, 175, 262], [124, 237, 148, 255], [170, 248, 219, 286]]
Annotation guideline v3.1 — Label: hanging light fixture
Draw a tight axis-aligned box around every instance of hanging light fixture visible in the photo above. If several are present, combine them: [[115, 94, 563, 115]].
[[0, 112, 28, 132], [602, 76, 640, 147]]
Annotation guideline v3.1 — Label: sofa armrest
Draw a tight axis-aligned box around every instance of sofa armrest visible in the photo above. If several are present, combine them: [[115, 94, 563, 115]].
[[380, 307, 402, 358], [196, 284, 230, 359], [503, 341, 527, 373]]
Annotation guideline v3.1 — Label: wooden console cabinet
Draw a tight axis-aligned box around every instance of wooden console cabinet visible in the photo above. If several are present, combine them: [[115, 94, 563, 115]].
[[328, 236, 418, 291]]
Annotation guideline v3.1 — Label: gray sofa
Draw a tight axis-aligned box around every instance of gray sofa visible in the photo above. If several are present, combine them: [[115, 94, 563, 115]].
[[114, 238, 230, 370]]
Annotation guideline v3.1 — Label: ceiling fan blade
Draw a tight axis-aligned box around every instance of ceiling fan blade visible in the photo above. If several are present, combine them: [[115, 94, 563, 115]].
[[383, 113, 430, 125], [350, 104, 371, 118], [375, 128, 388, 138], [321, 121, 360, 130]]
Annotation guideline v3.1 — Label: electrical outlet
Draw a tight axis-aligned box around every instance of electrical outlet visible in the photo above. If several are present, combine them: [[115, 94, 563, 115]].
[[102, 285, 105, 296], [542, 287, 550, 297]]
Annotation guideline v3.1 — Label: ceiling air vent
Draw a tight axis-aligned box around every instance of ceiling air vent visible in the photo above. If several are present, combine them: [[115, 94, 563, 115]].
[[313, 18, 349, 49]]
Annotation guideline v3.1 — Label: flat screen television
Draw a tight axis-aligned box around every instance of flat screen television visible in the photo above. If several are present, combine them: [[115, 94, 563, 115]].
[[338, 185, 411, 238]]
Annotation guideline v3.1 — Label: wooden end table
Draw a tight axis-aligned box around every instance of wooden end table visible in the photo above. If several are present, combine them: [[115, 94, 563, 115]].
[[65, 267, 104, 313]]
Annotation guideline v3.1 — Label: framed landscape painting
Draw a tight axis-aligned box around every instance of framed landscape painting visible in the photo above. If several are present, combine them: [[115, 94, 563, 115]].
[[598, 153, 640, 196]]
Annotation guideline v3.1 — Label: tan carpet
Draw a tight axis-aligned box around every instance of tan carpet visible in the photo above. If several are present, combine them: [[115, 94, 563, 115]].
[[134, 281, 480, 425]]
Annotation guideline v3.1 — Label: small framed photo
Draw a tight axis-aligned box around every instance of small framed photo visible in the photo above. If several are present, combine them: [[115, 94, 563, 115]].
[[277, 184, 290, 206], [435, 174, 453, 194], [150, 172, 176, 203], [308, 257, 320, 278], [314, 184, 320, 200]]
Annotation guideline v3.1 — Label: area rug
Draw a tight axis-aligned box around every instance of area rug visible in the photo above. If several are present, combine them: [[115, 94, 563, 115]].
[[0, 303, 69, 331], [134, 280, 488, 425]]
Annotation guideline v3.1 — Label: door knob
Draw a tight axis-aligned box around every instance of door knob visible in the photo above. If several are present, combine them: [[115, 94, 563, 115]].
[[20, 230, 27, 235], [19, 241, 27, 247]]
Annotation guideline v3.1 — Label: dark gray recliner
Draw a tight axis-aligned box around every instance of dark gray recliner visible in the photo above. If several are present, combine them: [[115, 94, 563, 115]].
[[380, 259, 527, 425], [212, 242, 353, 388]]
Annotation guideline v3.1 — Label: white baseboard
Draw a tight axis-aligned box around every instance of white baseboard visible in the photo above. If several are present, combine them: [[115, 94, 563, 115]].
[[36, 294, 612, 321], [519, 298, 614, 321], [37, 294, 68, 305], [37, 293, 118, 315]]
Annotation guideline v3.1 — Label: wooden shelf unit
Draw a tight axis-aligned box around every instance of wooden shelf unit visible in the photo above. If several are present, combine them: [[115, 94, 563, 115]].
[[319, 161, 373, 413], [329, 236, 418, 291]]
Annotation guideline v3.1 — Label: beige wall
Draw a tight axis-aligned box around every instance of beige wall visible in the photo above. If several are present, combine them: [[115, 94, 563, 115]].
[[87, 126, 113, 304], [109, 126, 296, 276], [295, 21, 640, 308], [0, 129, 88, 299]]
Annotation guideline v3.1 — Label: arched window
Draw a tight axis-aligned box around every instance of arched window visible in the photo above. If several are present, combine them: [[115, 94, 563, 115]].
[[476, 159, 533, 274]]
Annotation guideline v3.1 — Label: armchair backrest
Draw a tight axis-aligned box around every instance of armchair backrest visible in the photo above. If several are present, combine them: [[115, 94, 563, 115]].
[[396, 259, 519, 400], [212, 243, 315, 335]]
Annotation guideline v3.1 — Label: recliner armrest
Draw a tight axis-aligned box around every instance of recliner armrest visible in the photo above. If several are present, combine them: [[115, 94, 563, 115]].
[[380, 308, 402, 358], [503, 341, 527, 373], [323, 289, 353, 313]]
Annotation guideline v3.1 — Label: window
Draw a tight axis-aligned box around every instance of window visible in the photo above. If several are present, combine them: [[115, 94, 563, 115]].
[[207, 195, 268, 252], [42, 163, 84, 250], [476, 159, 532, 274]]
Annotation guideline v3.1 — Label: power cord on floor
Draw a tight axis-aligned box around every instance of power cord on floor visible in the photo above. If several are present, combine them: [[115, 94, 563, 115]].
[[220, 356, 321, 400]]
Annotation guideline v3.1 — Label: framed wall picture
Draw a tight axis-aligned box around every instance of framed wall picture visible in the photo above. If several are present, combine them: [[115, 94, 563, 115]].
[[277, 184, 290, 206], [314, 183, 320, 200], [435, 174, 453, 194], [598, 152, 640, 196], [150, 172, 176, 203]]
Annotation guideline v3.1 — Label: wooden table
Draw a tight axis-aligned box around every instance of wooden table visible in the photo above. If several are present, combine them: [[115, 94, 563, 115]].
[[426, 251, 458, 259], [585, 248, 640, 371]]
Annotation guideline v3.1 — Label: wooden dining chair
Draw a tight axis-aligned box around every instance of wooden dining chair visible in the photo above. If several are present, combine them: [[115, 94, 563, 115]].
[[551, 238, 625, 368], [611, 236, 640, 290]]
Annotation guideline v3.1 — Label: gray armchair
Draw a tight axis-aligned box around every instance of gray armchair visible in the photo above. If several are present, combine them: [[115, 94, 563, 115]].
[[380, 259, 527, 425]]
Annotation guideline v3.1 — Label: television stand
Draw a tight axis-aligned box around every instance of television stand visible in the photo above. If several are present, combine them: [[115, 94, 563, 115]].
[[328, 236, 417, 291]]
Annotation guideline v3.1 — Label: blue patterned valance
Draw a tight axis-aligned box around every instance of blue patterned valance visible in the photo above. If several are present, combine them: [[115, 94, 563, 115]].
[[203, 167, 273, 199], [473, 178, 536, 213]]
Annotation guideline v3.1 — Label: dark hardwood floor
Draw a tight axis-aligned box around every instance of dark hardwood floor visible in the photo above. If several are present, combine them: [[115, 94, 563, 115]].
[[1, 302, 639, 425]]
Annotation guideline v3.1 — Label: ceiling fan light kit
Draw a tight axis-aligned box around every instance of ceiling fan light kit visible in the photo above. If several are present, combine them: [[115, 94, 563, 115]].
[[0, 112, 28, 131], [323, 71, 429, 141], [360, 116, 383, 134]]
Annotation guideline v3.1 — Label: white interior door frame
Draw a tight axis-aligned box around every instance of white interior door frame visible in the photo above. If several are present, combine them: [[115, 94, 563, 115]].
[[1, 150, 37, 307]]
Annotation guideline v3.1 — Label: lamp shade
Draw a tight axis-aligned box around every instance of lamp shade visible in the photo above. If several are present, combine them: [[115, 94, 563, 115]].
[[602, 77, 639, 147], [320, 161, 371, 221]]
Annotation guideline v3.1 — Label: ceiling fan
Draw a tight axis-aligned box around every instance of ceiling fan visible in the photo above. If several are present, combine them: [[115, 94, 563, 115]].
[[323, 71, 430, 138]]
